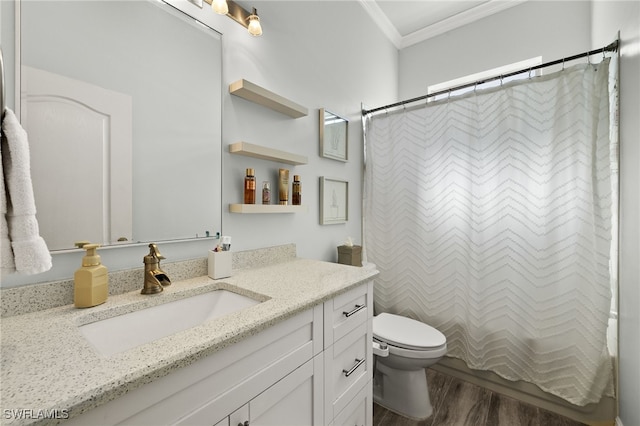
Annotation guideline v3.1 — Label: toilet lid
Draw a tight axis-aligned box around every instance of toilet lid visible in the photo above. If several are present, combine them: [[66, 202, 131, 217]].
[[373, 313, 446, 350]]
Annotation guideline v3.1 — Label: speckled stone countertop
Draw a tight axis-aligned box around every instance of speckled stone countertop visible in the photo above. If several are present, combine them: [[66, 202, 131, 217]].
[[0, 258, 378, 425]]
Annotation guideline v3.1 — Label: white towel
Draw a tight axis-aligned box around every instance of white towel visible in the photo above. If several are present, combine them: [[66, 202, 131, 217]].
[[1, 108, 52, 275], [0, 128, 15, 272]]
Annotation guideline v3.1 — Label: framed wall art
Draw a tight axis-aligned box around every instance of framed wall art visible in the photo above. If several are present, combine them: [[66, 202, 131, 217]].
[[319, 108, 348, 162], [319, 177, 348, 225]]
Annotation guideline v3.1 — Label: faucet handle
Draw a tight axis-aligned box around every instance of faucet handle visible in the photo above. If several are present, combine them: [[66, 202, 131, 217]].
[[148, 243, 166, 261]]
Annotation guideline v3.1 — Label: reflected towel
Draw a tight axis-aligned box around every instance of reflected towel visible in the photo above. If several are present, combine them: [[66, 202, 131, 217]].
[[1, 108, 52, 275]]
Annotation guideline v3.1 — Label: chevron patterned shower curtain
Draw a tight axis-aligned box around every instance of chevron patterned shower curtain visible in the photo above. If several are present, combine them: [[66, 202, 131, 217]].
[[364, 59, 616, 405]]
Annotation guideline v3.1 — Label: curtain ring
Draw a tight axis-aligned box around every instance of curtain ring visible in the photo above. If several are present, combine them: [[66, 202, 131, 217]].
[[500, 75, 503, 86], [562, 58, 565, 70], [588, 54, 591, 65], [602, 47, 606, 60], [474, 81, 478, 93], [528, 67, 532, 79]]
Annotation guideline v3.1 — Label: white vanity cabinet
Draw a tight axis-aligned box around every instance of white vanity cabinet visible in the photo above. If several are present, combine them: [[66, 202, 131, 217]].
[[66, 281, 373, 426], [324, 281, 374, 426], [216, 354, 323, 426]]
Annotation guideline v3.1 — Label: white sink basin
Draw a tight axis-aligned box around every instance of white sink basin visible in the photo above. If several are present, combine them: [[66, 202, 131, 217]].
[[79, 290, 261, 356]]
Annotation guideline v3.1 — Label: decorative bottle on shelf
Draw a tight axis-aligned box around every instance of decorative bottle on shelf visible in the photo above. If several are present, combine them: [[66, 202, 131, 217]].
[[244, 168, 256, 204], [292, 175, 302, 205], [262, 181, 271, 204], [278, 168, 289, 205]]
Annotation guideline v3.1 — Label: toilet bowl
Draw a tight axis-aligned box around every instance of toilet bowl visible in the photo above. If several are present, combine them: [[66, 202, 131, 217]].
[[372, 312, 447, 420]]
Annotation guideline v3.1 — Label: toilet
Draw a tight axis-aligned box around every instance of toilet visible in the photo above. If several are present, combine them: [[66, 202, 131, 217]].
[[372, 312, 447, 420]]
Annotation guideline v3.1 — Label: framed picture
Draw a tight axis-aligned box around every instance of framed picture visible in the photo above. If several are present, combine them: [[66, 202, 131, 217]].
[[319, 108, 348, 162], [320, 177, 348, 225]]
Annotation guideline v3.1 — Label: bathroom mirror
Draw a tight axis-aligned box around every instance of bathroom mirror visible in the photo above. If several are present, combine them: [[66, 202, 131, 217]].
[[319, 108, 348, 162], [18, 0, 222, 251]]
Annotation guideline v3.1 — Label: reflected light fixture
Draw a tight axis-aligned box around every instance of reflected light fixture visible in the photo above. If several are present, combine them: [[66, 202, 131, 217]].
[[205, 0, 263, 36]]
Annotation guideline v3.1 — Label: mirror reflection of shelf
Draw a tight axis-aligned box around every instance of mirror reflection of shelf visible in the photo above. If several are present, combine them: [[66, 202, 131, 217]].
[[229, 142, 308, 165], [229, 204, 308, 214], [229, 79, 308, 118]]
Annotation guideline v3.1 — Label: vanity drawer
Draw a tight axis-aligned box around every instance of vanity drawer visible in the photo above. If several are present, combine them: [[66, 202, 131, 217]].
[[325, 321, 371, 420], [324, 282, 370, 347], [332, 379, 372, 426]]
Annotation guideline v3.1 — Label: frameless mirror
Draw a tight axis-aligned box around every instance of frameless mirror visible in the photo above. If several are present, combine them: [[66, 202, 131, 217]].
[[319, 108, 348, 162], [19, 0, 222, 251]]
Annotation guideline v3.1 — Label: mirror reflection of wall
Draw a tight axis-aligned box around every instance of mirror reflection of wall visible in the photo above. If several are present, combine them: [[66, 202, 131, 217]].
[[20, 1, 222, 251]]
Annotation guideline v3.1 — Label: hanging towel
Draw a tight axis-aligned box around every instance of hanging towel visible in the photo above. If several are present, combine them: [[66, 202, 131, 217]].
[[1, 108, 52, 275], [0, 128, 14, 272]]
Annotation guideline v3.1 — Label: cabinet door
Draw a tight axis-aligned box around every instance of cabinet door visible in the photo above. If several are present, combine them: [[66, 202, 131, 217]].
[[214, 417, 230, 426], [248, 355, 323, 426], [229, 405, 249, 426], [332, 379, 372, 426]]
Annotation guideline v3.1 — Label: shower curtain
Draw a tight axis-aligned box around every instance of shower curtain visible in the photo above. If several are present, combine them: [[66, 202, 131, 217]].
[[363, 59, 617, 406]]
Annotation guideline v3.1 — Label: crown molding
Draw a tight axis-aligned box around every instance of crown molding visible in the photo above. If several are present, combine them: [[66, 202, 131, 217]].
[[359, 0, 528, 50], [358, 0, 403, 49]]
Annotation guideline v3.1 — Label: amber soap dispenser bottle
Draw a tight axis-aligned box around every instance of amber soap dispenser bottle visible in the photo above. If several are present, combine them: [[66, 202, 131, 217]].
[[74, 243, 108, 308]]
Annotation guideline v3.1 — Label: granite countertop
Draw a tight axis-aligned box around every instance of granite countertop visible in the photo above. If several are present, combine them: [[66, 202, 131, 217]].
[[0, 258, 378, 425]]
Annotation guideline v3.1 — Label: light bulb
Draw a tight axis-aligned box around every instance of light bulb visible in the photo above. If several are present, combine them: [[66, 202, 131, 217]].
[[211, 0, 228, 15], [247, 8, 262, 36]]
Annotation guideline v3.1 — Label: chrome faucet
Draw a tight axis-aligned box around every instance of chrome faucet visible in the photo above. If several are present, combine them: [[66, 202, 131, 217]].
[[141, 243, 171, 294]]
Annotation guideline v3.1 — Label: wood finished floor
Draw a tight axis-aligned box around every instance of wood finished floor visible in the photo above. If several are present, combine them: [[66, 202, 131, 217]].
[[373, 368, 587, 426]]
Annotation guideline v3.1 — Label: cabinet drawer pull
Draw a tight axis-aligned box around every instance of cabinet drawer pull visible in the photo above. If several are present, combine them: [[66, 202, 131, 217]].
[[342, 358, 365, 377], [343, 304, 365, 317]]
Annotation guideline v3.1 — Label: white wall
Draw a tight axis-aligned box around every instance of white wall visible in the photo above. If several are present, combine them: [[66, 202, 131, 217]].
[[591, 2, 640, 425], [0, 0, 397, 287], [398, 1, 591, 100], [218, 1, 397, 261]]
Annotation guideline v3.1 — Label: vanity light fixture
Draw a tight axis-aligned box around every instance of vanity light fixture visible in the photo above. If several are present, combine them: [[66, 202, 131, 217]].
[[247, 8, 262, 36], [205, 0, 263, 36], [210, 0, 229, 15]]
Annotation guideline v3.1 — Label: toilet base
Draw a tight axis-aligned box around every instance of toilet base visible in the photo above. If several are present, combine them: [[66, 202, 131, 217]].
[[373, 362, 433, 420]]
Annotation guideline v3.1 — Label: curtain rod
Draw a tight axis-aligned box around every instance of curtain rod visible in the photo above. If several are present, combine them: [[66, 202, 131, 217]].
[[362, 40, 619, 116]]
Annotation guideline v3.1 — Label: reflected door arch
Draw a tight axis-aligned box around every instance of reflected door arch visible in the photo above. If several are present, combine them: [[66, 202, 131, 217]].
[[21, 66, 132, 250]]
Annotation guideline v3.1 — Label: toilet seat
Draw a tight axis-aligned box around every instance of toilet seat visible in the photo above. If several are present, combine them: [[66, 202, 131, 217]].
[[373, 313, 446, 351]]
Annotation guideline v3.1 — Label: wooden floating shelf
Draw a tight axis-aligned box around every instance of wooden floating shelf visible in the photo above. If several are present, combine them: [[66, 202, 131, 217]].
[[229, 204, 308, 214], [229, 142, 308, 165], [229, 79, 308, 119]]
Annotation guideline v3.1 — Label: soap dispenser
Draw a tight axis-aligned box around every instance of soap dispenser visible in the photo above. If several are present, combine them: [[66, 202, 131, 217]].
[[74, 243, 108, 308]]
